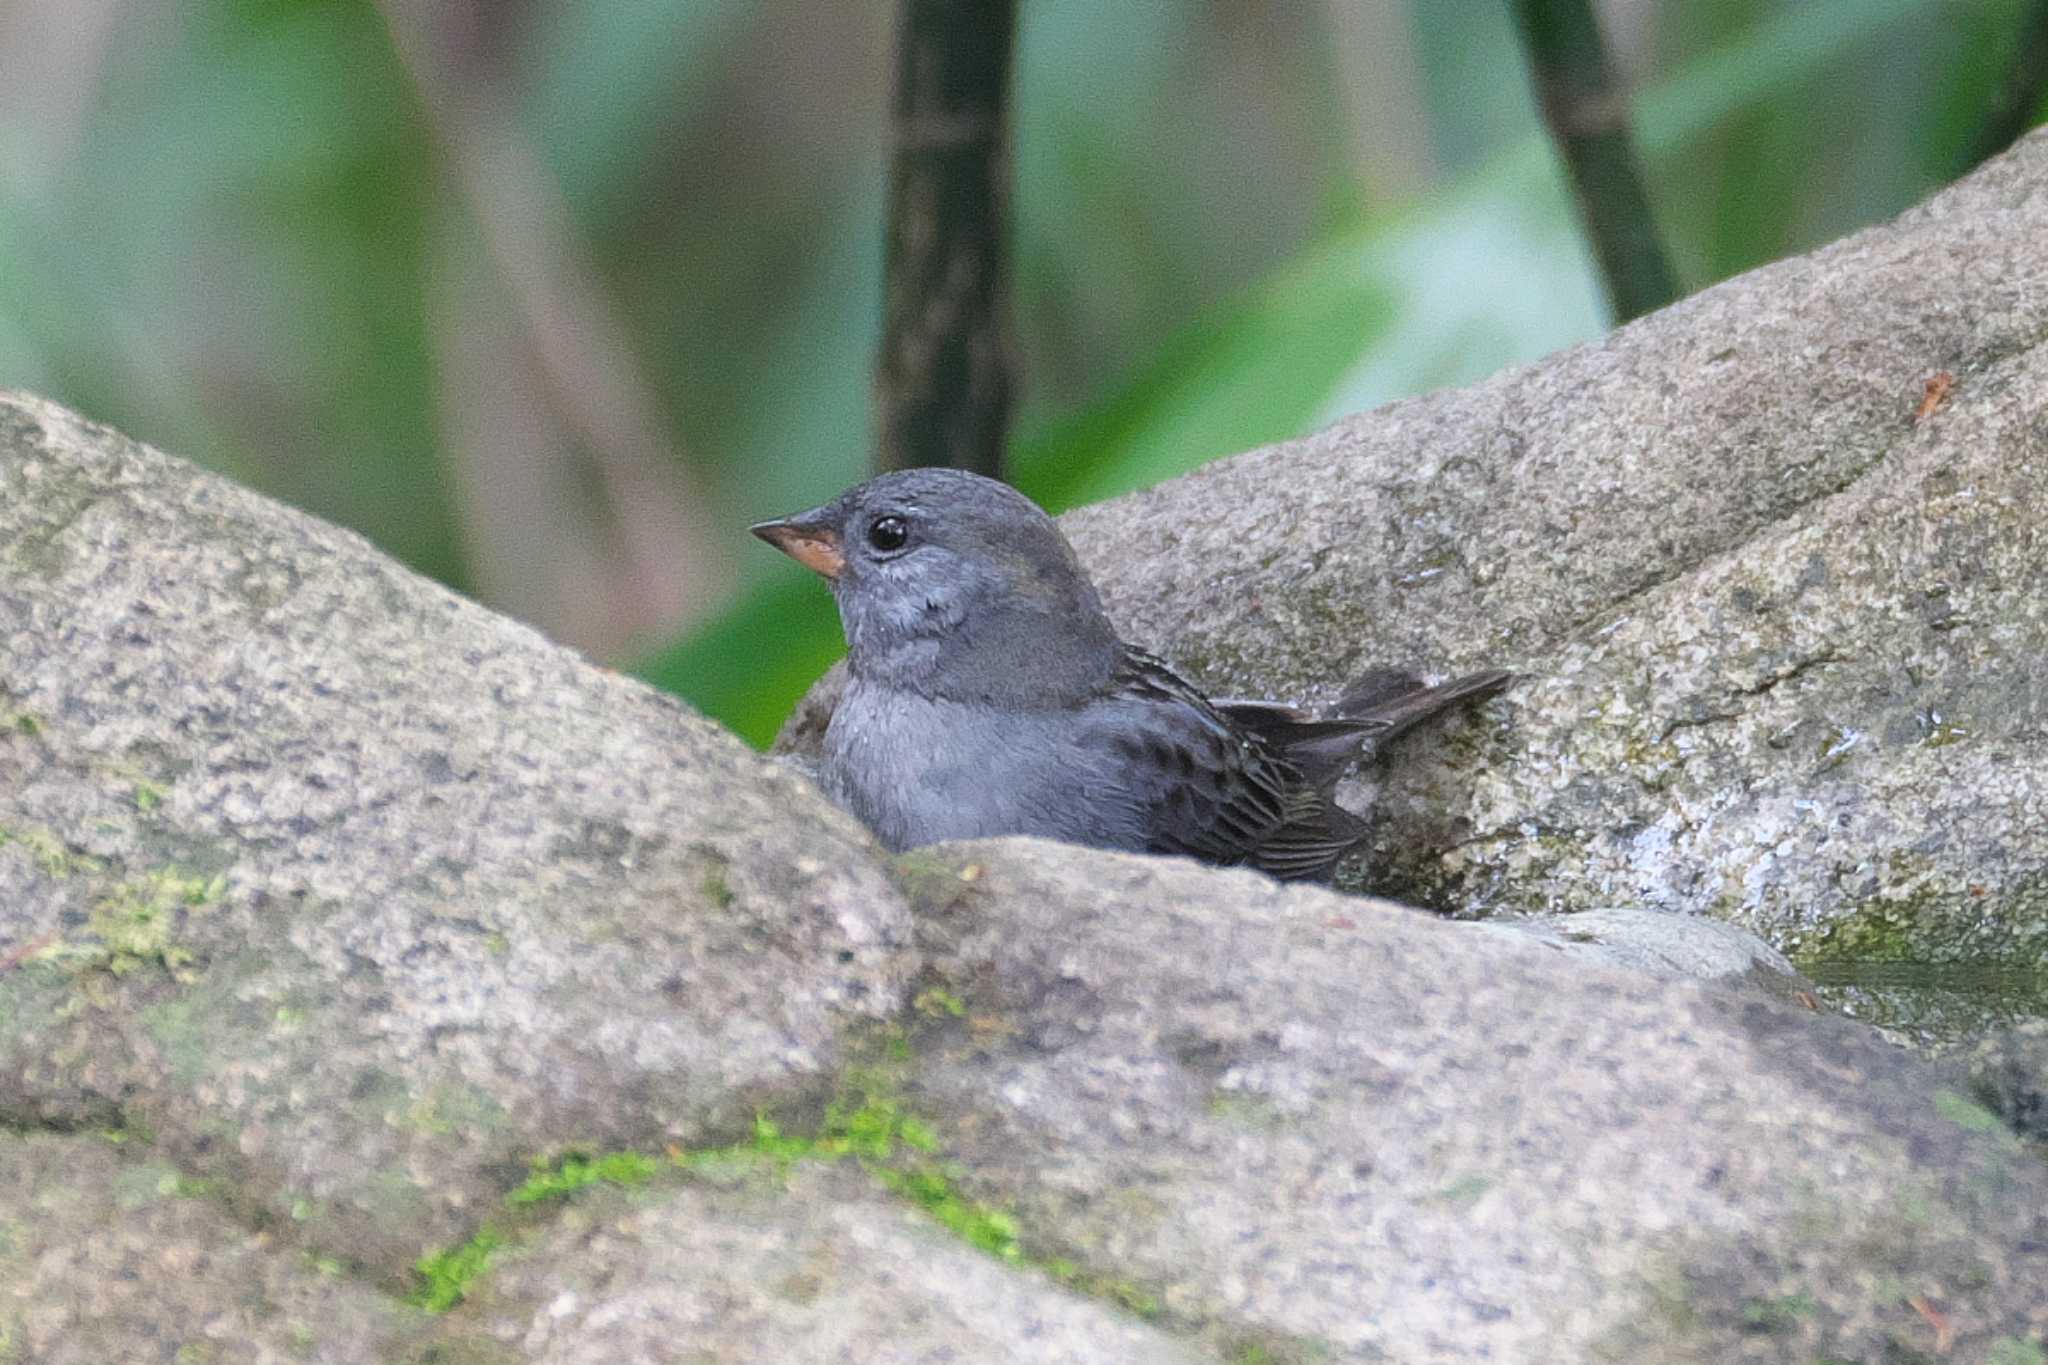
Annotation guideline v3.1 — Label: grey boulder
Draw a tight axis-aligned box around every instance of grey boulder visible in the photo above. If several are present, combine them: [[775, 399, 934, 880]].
[[0, 393, 916, 1280], [902, 841, 2048, 1363], [1055, 128, 2048, 966]]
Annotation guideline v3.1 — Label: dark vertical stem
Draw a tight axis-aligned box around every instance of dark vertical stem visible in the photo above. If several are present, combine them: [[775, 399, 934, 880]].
[[1508, 0, 1679, 322], [1964, 0, 2048, 172], [876, 0, 1018, 477]]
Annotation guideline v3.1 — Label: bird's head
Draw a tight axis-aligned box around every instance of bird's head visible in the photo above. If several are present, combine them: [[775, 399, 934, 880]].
[[752, 468, 1119, 704]]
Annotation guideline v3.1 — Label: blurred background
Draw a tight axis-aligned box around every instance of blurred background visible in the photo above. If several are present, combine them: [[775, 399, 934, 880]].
[[1, 0, 2041, 743]]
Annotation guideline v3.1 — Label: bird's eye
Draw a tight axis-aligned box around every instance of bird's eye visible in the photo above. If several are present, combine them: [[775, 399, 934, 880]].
[[866, 516, 909, 553]]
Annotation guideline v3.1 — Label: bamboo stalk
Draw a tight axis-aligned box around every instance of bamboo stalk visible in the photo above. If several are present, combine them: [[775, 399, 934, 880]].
[[1509, 0, 1680, 322], [876, 0, 1019, 477]]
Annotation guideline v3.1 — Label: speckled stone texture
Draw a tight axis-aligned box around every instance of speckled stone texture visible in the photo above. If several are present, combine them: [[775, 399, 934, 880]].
[[0, 393, 916, 1282], [900, 840, 2048, 1364], [1479, 904, 1812, 1002], [1061, 129, 2048, 960], [419, 1164, 1209, 1365], [0, 1130, 413, 1363]]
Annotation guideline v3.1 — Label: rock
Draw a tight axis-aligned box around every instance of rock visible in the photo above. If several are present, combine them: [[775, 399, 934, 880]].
[[1479, 905, 1813, 1001], [1959, 1017, 2048, 1144], [1804, 961, 2048, 1053], [0, 393, 917, 1282], [421, 1164, 1207, 1365], [1057, 129, 2048, 961], [0, 1130, 418, 1363], [901, 841, 2048, 1363]]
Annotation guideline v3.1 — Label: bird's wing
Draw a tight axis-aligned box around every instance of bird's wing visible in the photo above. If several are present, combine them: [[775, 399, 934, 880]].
[[1098, 648, 1364, 877], [1333, 667, 1515, 743], [1211, 702, 1383, 787]]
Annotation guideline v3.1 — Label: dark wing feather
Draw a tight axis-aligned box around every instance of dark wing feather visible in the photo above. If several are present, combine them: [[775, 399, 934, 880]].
[[1106, 648, 1369, 880], [1102, 654, 1514, 882], [1213, 702, 1383, 787], [1334, 667, 1515, 745]]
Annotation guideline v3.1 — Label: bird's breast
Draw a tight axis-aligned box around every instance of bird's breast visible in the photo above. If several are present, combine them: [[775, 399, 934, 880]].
[[820, 681, 1147, 854]]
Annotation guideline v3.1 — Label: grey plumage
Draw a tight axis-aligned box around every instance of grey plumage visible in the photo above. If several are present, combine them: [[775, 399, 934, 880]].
[[753, 468, 1509, 881]]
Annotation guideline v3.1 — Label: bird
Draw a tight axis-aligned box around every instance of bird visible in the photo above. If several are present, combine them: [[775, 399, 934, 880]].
[[751, 468, 1510, 881]]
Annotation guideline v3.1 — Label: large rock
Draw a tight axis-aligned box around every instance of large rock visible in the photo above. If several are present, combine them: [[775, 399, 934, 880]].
[[0, 394, 915, 1282], [1478, 904, 1812, 1002], [901, 841, 2048, 1363], [421, 1164, 1207, 1364], [0, 1130, 416, 1363], [1056, 129, 2048, 962]]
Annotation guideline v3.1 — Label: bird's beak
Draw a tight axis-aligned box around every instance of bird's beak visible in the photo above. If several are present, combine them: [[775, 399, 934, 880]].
[[750, 509, 845, 579]]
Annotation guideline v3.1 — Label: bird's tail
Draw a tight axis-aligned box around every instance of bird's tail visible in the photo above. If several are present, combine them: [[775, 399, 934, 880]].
[[1210, 666, 1512, 788], [1334, 666, 1515, 746]]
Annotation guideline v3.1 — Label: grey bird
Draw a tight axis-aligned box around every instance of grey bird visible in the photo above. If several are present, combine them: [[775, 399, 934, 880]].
[[752, 468, 1510, 881]]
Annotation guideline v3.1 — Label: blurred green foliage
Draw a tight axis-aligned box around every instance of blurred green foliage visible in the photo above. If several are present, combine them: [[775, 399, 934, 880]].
[[2, 0, 2042, 745]]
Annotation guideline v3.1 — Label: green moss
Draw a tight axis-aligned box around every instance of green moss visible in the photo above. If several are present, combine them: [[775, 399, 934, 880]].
[[1986, 1338, 2047, 1365], [889, 849, 988, 915], [1223, 1343, 1337, 1365], [1933, 1090, 2005, 1133], [160, 1171, 219, 1200], [1738, 1291, 1814, 1331], [1790, 896, 1929, 967], [508, 1151, 662, 1206], [410, 1066, 1161, 1325], [1064, 1268, 1160, 1320], [0, 825, 99, 879], [913, 985, 967, 1018], [36, 868, 224, 980], [409, 1228, 504, 1312], [133, 781, 166, 813], [676, 1086, 941, 1176], [1219, 1334, 1335, 1365], [1786, 852, 2048, 974], [873, 1164, 1021, 1259], [112, 1162, 217, 1209]]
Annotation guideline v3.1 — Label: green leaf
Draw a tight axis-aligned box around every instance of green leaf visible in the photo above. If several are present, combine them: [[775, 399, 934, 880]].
[[1009, 244, 1395, 510]]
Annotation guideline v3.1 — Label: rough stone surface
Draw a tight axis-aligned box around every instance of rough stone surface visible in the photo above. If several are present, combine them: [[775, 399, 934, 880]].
[[1480, 905, 1812, 1001], [0, 1130, 419, 1363], [0, 392, 916, 1281], [1067, 131, 2048, 959], [1961, 1017, 2048, 1144], [1808, 962, 2048, 1053], [423, 1164, 1207, 1365], [901, 840, 2048, 1364]]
